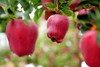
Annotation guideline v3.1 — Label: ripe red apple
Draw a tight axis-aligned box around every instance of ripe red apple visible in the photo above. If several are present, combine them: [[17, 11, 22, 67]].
[[66, 0, 80, 10], [47, 14, 69, 43], [6, 19, 38, 57], [42, 0, 54, 11], [79, 30, 100, 67], [45, 11, 55, 20], [70, 0, 80, 10]]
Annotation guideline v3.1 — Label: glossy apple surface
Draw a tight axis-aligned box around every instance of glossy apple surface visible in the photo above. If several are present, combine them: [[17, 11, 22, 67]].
[[6, 19, 38, 57], [80, 30, 100, 67]]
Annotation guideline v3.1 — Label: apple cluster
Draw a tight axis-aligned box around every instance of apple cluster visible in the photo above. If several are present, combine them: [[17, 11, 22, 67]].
[[43, 0, 100, 67], [5, 1, 100, 67]]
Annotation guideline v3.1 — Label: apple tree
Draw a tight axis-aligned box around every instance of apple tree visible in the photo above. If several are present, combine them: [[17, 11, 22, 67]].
[[0, 0, 100, 67]]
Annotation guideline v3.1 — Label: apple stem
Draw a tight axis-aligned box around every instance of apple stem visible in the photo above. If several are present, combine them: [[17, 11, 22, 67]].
[[56, 0, 60, 14]]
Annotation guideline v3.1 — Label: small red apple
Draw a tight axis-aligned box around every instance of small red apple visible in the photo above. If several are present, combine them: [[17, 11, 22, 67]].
[[47, 14, 69, 43], [66, 0, 80, 10], [79, 30, 100, 67], [42, 0, 54, 11], [70, 0, 80, 10], [45, 11, 55, 20], [6, 19, 38, 57]]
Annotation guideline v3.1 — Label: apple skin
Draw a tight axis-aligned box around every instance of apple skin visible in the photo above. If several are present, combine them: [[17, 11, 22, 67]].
[[42, 0, 54, 11], [79, 30, 100, 67], [47, 14, 69, 43], [6, 19, 38, 57]]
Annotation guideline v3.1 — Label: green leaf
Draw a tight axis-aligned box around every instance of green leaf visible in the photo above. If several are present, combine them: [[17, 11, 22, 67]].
[[97, 33, 100, 46], [80, 24, 90, 33], [86, 0, 100, 5], [60, 9, 73, 16], [59, 0, 66, 4], [9, 0, 18, 12], [0, 0, 9, 7], [17, 0, 30, 10], [31, 0, 41, 8], [34, 8, 43, 23], [45, 2, 55, 11], [0, 18, 10, 32], [76, 1, 92, 9], [78, 14, 89, 21], [89, 9, 100, 31], [60, 2, 69, 9]]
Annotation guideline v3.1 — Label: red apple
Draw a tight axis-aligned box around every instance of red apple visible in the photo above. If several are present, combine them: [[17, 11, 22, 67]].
[[42, 0, 54, 11], [70, 0, 80, 10], [47, 14, 69, 43], [6, 19, 38, 57], [79, 30, 100, 67], [45, 11, 55, 20], [66, 0, 80, 10]]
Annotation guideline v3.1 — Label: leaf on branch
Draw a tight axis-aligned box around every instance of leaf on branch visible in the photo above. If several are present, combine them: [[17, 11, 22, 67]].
[[17, 0, 30, 10], [60, 2, 69, 9], [45, 2, 56, 11], [86, 0, 100, 5], [31, 0, 41, 8], [59, 0, 66, 4], [34, 8, 43, 23], [76, 1, 92, 9], [89, 9, 100, 31], [60, 9, 73, 16]]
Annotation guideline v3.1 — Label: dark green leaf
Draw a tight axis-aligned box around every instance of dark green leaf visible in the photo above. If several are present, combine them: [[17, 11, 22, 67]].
[[31, 0, 41, 8], [77, 14, 89, 21], [89, 9, 100, 31], [60, 2, 69, 9], [80, 24, 90, 33], [86, 0, 100, 5], [7, 8, 14, 15], [17, 0, 30, 10], [76, 1, 92, 9]]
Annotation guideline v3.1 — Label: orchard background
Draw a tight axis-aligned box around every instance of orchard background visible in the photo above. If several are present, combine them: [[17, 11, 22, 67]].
[[0, 0, 100, 67]]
